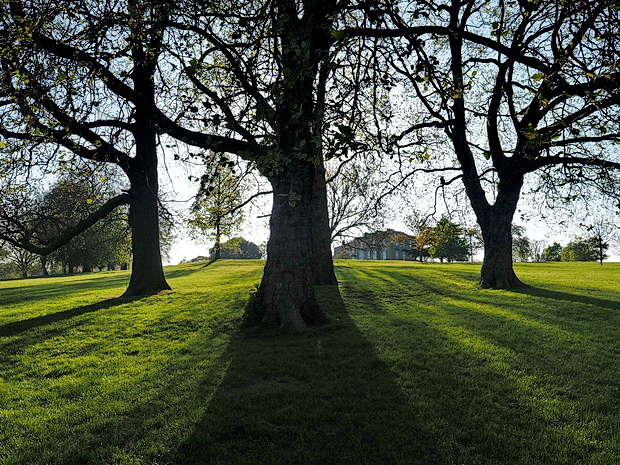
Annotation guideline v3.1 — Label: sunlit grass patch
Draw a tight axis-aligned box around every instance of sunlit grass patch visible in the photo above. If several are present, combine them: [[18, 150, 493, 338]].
[[0, 259, 618, 464]]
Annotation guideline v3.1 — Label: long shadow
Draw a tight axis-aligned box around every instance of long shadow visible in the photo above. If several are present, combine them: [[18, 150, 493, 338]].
[[169, 286, 439, 465], [432, 267, 620, 311], [202, 258, 218, 268], [161, 259, 220, 280], [5, 272, 617, 464], [0, 297, 136, 338], [510, 285, 620, 311], [0, 275, 130, 306], [333, 268, 618, 464]]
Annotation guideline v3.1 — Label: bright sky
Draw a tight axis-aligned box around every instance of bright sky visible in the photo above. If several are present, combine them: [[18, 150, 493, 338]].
[[161, 160, 620, 265]]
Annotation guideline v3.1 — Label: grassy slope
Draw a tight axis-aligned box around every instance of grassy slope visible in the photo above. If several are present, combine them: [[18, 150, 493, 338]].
[[0, 260, 618, 465]]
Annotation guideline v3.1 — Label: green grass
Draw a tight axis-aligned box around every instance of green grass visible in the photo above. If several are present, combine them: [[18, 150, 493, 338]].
[[0, 260, 619, 465]]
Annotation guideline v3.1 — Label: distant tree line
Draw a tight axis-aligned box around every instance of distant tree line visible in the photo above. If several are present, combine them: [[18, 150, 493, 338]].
[[0, 176, 132, 279], [511, 221, 614, 265], [397, 215, 615, 265], [1, 0, 619, 331], [405, 216, 478, 263]]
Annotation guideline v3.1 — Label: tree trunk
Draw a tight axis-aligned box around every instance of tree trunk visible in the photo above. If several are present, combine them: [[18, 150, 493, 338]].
[[123, 159, 171, 297], [214, 221, 221, 260], [121, 39, 170, 297], [122, 111, 170, 297], [62, 261, 67, 274], [479, 210, 524, 289], [311, 160, 337, 285], [40, 255, 48, 276], [258, 161, 329, 331]]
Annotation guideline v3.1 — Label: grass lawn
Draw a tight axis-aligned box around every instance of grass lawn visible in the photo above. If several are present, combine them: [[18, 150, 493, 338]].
[[0, 260, 619, 465]]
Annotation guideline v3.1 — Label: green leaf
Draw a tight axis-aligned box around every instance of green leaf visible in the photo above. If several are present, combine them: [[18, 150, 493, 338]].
[[331, 29, 345, 40], [532, 73, 544, 81]]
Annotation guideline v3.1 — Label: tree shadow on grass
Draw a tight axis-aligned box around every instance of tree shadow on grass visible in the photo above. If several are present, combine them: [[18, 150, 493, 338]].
[[168, 286, 439, 465], [6, 274, 617, 465], [0, 297, 139, 338], [0, 275, 131, 306], [23, 285, 440, 465], [202, 258, 218, 268], [334, 267, 619, 464], [510, 285, 620, 312]]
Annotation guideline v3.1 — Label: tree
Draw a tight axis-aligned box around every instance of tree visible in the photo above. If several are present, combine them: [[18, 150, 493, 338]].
[[413, 227, 434, 262], [326, 159, 388, 246], [544, 242, 563, 262], [0, 0, 171, 296], [429, 216, 469, 262], [0, 174, 132, 275], [364, 0, 620, 288], [210, 237, 262, 259], [512, 225, 532, 263], [586, 219, 615, 265], [561, 238, 599, 262], [150, 0, 383, 327], [0, 241, 38, 278], [405, 210, 432, 262], [530, 239, 547, 263], [464, 226, 483, 262], [187, 163, 245, 260]]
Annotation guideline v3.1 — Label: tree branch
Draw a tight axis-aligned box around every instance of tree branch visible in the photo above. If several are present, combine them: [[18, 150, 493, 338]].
[[0, 193, 130, 256]]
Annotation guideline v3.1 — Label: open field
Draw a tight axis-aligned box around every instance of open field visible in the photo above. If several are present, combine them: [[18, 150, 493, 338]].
[[0, 260, 619, 465]]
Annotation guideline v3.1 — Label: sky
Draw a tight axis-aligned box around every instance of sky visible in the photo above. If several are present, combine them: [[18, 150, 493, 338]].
[[162, 163, 620, 265]]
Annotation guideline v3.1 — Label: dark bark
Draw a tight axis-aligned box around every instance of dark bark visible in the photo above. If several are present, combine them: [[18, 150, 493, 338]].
[[479, 215, 523, 288], [311, 160, 337, 285], [122, 133, 171, 297], [121, 32, 171, 297], [476, 175, 525, 289], [259, 161, 329, 331]]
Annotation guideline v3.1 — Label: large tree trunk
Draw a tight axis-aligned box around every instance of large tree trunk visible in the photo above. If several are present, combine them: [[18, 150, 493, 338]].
[[259, 161, 329, 331], [122, 114, 170, 297], [122, 46, 170, 297], [477, 177, 525, 289], [123, 162, 170, 296], [479, 214, 523, 288], [311, 160, 337, 285]]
